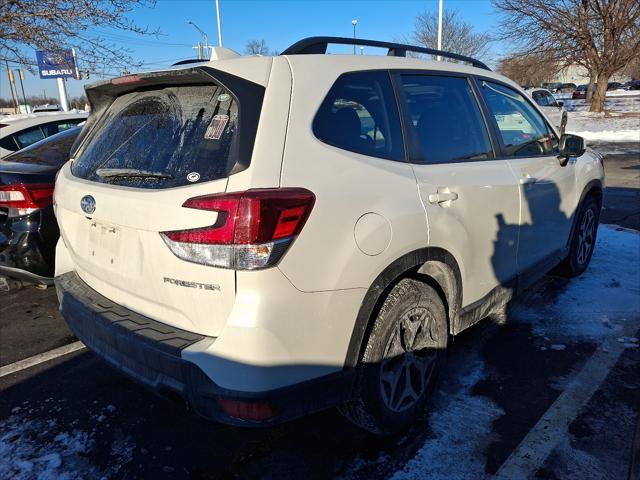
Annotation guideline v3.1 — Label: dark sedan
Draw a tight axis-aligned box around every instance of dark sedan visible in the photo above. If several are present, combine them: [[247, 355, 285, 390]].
[[0, 126, 80, 291], [572, 84, 589, 99]]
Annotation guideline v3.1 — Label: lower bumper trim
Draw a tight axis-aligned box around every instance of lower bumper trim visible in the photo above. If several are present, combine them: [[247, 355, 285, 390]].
[[55, 271, 355, 426]]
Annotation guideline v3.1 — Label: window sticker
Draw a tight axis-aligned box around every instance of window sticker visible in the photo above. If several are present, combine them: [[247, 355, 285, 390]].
[[204, 114, 229, 140]]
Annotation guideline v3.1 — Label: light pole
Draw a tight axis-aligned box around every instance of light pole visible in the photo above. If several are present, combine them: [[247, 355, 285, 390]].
[[216, 0, 223, 47], [437, 0, 443, 60], [15, 69, 28, 111], [188, 21, 210, 59], [351, 19, 358, 54]]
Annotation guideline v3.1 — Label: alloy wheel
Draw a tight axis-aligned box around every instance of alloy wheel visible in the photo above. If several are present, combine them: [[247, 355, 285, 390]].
[[576, 207, 596, 265], [379, 306, 439, 412]]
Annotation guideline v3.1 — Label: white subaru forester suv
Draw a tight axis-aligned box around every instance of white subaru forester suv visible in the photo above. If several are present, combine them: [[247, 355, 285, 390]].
[[54, 37, 604, 435]]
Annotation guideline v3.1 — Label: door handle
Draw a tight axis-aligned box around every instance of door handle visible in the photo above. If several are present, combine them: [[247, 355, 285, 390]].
[[428, 191, 459, 205], [519, 176, 538, 185]]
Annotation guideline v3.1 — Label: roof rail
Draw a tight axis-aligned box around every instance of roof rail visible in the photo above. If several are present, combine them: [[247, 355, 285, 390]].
[[281, 36, 490, 71]]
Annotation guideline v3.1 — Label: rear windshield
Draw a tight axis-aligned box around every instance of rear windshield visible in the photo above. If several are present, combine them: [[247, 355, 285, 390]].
[[3, 127, 80, 166], [72, 84, 241, 188]]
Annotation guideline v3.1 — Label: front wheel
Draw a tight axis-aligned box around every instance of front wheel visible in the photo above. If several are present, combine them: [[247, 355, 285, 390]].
[[558, 195, 600, 277], [339, 278, 448, 435]]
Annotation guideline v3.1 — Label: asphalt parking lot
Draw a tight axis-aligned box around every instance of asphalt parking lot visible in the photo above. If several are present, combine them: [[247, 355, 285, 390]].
[[1, 142, 638, 479]]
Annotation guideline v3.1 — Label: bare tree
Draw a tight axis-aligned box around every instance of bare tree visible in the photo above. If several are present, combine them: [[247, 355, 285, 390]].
[[492, 0, 640, 112], [411, 9, 492, 61], [69, 95, 89, 110], [245, 39, 269, 56], [0, 0, 160, 75], [497, 53, 560, 87]]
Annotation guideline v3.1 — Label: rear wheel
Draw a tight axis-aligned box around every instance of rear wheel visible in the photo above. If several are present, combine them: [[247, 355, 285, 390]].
[[339, 278, 448, 435], [558, 195, 600, 277]]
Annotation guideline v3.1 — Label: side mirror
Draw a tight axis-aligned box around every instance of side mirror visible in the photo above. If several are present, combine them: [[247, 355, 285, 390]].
[[557, 101, 564, 107], [558, 134, 585, 165]]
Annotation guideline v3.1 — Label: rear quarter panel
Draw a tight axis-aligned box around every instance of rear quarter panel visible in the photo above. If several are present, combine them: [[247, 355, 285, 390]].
[[277, 56, 428, 293]]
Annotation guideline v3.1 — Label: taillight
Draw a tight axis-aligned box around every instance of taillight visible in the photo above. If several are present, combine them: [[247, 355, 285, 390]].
[[217, 399, 276, 421], [160, 188, 315, 270], [0, 183, 54, 216], [111, 75, 146, 86]]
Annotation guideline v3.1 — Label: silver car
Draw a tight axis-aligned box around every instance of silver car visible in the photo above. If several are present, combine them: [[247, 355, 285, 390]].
[[0, 112, 88, 158], [526, 88, 568, 134]]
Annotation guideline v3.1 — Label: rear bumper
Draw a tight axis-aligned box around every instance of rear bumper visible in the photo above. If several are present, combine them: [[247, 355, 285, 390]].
[[55, 271, 354, 426]]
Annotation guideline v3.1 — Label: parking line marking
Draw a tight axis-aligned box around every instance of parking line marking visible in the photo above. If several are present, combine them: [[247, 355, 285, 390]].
[[0, 341, 86, 378], [494, 321, 639, 479]]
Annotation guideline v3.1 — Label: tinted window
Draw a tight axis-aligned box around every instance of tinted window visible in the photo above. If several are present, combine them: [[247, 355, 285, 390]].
[[15, 126, 46, 148], [543, 92, 558, 107], [73, 84, 242, 189], [41, 120, 83, 137], [481, 81, 557, 157], [313, 71, 404, 161], [532, 91, 558, 108], [3, 127, 80, 166], [532, 91, 547, 106], [400, 75, 493, 164], [0, 135, 19, 152]]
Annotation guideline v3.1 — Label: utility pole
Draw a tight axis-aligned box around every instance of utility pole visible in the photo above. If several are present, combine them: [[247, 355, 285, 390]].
[[352, 20, 358, 54], [188, 21, 210, 59], [437, 0, 444, 61], [15, 69, 28, 112], [216, 0, 223, 46], [5, 61, 19, 113]]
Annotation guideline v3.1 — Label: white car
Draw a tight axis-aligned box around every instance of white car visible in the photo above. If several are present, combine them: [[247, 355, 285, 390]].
[[0, 112, 88, 158], [526, 87, 568, 134], [32, 104, 63, 113], [54, 37, 604, 435]]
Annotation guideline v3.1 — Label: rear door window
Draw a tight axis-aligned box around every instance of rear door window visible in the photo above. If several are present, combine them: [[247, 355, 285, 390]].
[[3, 127, 80, 166], [313, 71, 404, 161], [399, 74, 493, 164], [41, 120, 83, 136], [532, 91, 547, 106], [543, 92, 559, 107], [72, 84, 242, 188], [15, 127, 46, 148]]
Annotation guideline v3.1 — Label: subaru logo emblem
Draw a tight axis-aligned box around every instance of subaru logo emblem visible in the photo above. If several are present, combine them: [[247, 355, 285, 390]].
[[80, 195, 96, 214]]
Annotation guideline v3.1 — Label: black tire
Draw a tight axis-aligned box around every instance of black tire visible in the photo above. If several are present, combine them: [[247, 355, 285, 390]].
[[558, 195, 600, 277], [339, 278, 448, 435]]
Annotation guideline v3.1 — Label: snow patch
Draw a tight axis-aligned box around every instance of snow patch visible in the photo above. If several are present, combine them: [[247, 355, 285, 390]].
[[562, 95, 639, 143], [574, 130, 640, 142], [513, 226, 640, 340], [0, 400, 134, 480], [389, 362, 503, 480]]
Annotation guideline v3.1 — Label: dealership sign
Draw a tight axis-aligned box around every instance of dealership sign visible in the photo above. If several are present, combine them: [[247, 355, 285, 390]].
[[36, 50, 79, 79]]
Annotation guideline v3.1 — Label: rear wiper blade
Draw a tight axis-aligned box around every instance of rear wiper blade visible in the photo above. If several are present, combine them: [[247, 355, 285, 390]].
[[96, 168, 174, 180]]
